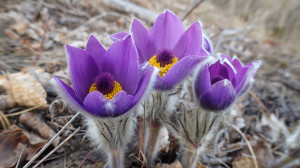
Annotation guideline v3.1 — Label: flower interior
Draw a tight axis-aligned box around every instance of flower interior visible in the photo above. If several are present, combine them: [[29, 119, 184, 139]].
[[149, 49, 178, 77], [89, 73, 123, 99], [209, 61, 230, 85]]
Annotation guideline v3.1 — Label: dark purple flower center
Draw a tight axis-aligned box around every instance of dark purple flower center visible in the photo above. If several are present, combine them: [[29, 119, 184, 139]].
[[94, 73, 115, 95], [210, 75, 225, 85], [156, 49, 174, 67]]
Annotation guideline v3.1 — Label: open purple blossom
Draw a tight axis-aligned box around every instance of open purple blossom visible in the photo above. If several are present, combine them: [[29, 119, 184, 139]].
[[52, 35, 156, 117], [195, 54, 261, 111], [112, 10, 209, 90]]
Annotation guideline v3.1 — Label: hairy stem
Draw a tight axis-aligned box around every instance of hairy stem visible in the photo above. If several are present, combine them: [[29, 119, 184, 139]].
[[144, 119, 162, 166], [180, 143, 199, 168], [106, 149, 125, 168]]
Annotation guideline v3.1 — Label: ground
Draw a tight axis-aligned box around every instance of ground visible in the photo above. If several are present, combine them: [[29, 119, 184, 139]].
[[0, 0, 299, 168]]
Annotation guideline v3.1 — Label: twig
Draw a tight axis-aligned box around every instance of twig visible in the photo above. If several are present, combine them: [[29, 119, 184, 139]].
[[33, 126, 81, 168], [77, 151, 92, 168], [16, 144, 27, 168], [249, 90, 270, 115], [205, 154, 231, 168], [39, 15, 49, 51], [23, 112, 80, 168], [5, 105, 44, 117], [0, 114, 6, 130], [210, 27, 223, 39], [69, 12, 119, 35], [100, 0, 158, 23], [0, 110, 10, 130], [181, 0, 204, 21], [0, 60, 14, 72], [231, 124, 258, 168]]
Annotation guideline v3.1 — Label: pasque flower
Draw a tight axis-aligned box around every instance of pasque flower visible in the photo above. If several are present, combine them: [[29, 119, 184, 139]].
[[195, 54, 261, 111], [52, 35, 156, 117], [112, 10, 208, 90], [131, 10, 210, 90], [111, 11, 212, 166], [52, 35, 158, 168]]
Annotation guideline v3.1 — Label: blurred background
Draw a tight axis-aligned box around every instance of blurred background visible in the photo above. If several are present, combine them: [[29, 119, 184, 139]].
[[0, 0, 299, 167]]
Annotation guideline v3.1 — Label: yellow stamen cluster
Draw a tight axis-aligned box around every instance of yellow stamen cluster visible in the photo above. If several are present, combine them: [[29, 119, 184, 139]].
[[89, 81, 123, 100], [149, 55, 178, 77]]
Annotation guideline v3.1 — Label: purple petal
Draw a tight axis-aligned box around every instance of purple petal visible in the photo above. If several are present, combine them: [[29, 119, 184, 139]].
[[110, 32, 129, 42], [234, 60, 261, 95], [232, 58, 243, 72], [209, 60, 229, 80], [173, 22, 208, 59], [149, 10, 185, 51], [131, 18, 156, 63], [86, 35, 106, 72], [224, 61, 236, 80], [220, 54, 232, 62], [232, 66, 250, 93], [132, 67, 154, 104], [195, 64, 211, 100], [155, 55, 207, 90], [83, 91, 133, 117], [53, 77, 84, 108], [66, 45, 99, 102], [203, 36, 213, 54], [200, 79, 236, 111], [103, 36, 139, 95], [112, 91, 134, 117], [83, 91, 111, 117]]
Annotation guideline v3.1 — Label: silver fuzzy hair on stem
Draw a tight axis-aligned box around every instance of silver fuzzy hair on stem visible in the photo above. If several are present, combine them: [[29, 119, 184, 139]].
[[163, 76, 230, 168], [84, 112, 136, 168], [136, 88, 180, 166]]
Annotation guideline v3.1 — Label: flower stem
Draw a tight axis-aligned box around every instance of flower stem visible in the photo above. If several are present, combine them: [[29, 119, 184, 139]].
[[138, 117, 144, 161], [106, 149, 125, 168], [180, 143, 199, 168], [144, 119, 161, 166]]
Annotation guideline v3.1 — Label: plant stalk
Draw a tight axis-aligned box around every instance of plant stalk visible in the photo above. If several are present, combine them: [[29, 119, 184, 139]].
[[144, 119, 162, 166], [180, 143, 199, 168]]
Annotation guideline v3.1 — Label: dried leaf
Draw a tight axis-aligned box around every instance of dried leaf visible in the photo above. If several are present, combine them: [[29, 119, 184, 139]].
[[25, 142, 47, 161], [232, 155, 264, 168], [197, 162, 209, 168], [4, 29, 20, 41], [156, 160, 182, 168], [0, 95, 16, 109], [0, 127, 29, 168], [19, 112, 60, 147], [11, 20, 28, 35], [2, 72, 47, 108]]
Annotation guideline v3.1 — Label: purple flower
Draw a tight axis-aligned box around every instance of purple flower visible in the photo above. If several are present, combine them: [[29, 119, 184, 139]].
[[52, 35, 156, 117], [111, 11, 209, 90], [195, 54, 261, 111]]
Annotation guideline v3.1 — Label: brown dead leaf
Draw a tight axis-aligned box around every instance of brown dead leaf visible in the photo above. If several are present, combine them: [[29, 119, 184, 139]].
[[0, 126, 29, 168], [11, 20, 28, 35], [1, 72, 47, 108], [0, 95, 16, 109], [197, 162, 209, 168], [4, 29, 20, 41], [0, 125, 49, 167], [25, 142, 47, 161], [19, 112, 60, 147], [156, 160, 182, 168], [232, 155, 264, 168]]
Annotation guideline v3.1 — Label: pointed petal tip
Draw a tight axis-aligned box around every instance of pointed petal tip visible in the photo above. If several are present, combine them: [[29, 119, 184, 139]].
[[110, 32, 130, 42], [88, 34, 96, 40]]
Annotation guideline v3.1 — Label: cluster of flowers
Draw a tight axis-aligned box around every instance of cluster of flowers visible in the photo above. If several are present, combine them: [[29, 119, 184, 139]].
[[52, 10, 260, 168]]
